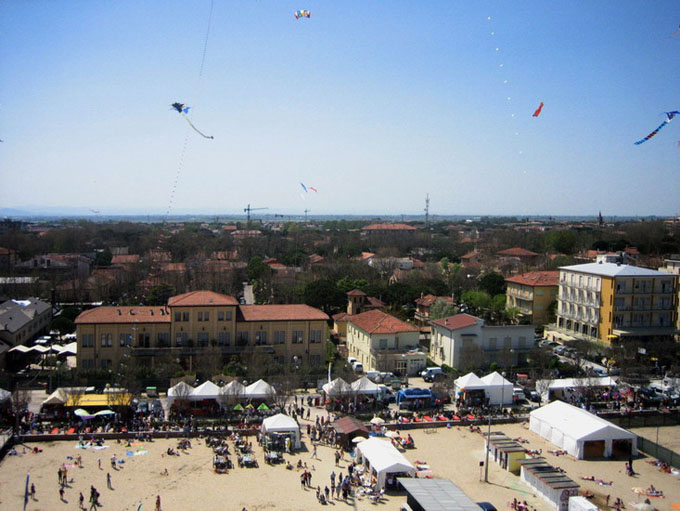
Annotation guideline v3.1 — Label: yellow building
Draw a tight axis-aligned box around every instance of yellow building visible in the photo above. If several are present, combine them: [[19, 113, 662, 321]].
[[75, 290, 329, 371], [505, 271, 559, 325], [555, 263, 677, 345]]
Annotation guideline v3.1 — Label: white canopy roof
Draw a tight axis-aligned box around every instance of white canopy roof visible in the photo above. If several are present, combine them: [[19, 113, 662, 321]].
[[454, 372, 486, 390], [351, 376, 381, 395], [480, 371, 514, 405], [191, 381, 221, 400], [221, 380, 245, 397], [355, 437, 416, 489], [244, 379, 276, 399], [167, 381, 195, 397], [8, 345, 31, 353], [322, 377, 353, 396], [42, 388, 69, 406], [0, 388, 11, 403], [262, 413, 300, 449], [540, 377, 617, 390], [56, 342, 77, 355], [481, 371, 512, 387], [529, 400, 636, 459]]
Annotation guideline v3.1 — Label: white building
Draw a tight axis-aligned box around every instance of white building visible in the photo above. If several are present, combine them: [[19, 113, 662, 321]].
[[429, 314, 535, 370]]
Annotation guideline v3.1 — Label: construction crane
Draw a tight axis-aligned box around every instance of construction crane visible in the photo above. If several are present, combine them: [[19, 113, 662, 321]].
[[244, 204, 268, 228]]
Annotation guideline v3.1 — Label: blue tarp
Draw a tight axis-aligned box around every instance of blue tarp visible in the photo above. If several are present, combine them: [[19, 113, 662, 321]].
[[396, 388, 434, 405]]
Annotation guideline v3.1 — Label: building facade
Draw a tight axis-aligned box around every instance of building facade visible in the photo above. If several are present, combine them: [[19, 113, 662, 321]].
[[345, 309, 425, 376], [75, 290, 329, 371], [554, 262, 677, 345], [0, 298, 52, 346], [505, 271, 559, 326], [429, 314, 535, 370]]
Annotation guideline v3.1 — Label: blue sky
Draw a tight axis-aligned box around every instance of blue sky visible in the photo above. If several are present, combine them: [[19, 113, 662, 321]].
[[1, 1, 678, 217]]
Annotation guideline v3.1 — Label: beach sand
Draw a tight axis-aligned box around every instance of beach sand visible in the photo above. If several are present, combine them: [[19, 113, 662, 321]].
[[2, 421, 678, 511]]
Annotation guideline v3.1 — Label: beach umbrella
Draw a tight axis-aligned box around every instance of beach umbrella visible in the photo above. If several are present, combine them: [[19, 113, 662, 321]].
[[257, 402, 269, 411], [369, 416, 385, 425], [74, 408, 91, 417], [233, 403, 244, 411], [245, 403, 255, 409], [94, 410, 115, 416]]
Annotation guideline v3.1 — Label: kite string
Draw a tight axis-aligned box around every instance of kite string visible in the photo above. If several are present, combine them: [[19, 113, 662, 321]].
[[198, 0, 215, 79], [166, 132, 190, 217]]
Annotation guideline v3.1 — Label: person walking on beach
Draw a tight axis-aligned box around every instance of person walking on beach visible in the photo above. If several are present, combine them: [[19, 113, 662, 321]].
[[59, 486, 65, 502], [155, 494, 162, 511], [79, 492, 84, 509], [30, 483, 36, 500], [106, 472, 112, 490], [312, 443, 317, 459]]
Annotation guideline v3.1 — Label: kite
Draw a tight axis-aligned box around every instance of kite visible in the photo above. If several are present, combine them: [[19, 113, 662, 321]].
[[671, 25, 680, 37], [309, 187, 318, 193], [295, 10, 310, 19], [171, 102, 214, 139], [300, 182, 307, 192], [634, 111, 679, 145], [532, 102, 544, 117], [90, 209, 100, 214]]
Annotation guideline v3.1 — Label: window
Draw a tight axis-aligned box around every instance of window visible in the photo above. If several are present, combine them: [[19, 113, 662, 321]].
[[197, 332, 209, 347], [137, 333, 150, 348], [237, 331, 249, 346], [503, 337, 512, 350], [226, 310, 232, 320], [292, 330, 304, 344], [198, 311, 203, 321], [218, 332, 231, 346], [175, 332, 188, 347], [119, 333, 132, 347], [101, 333, 112, 347], [204, 311, 209, 321], [518, 336, 526, 348], [310, 330, 322, 344], [82, 334, 94, 347], [218, 311, 224, 321], [182, 311, 189, 321], [157, 332, 170, 347], [274, 331, 286, 344], [256, 331, 268, 345], [82, 359, 95, 369], [175, 312, 181, 321], [274, 356, 285, 365], [379, 338, 388, 350], [100, 359, 112, 369], [488, 338, 497, 351], [309, 355, 321, 366]]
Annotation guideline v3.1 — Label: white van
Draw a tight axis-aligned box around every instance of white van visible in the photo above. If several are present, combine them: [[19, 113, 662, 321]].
[[352, 362, 364, 374], [422, 367, 443, 382]]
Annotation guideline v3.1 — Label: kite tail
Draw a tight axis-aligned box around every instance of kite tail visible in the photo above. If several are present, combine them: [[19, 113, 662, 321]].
[[182, 114, 214, 139]]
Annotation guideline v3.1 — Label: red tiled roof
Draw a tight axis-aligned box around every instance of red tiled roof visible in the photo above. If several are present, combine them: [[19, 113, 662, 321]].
[[505, 271, 559, 287], [348, 309, 418, 335], [168, 290, 239, 306], [416, 294, 455, 307], [111, 254, 140, 265], [461, 251, 480, 260], [332, 312, 349, 322], [411, 257, 425, 268], [75, 306, 171, 324], [497, 247, 540, 257], [346, 289, 366, 297], [161, 262, 186, 272], [362, 223, 417, 231], [359, 252, 375, 261], [223, 225, 238, 231], [430, 313, 479, 331], [366, 297, 385, 308], [238, 304, 329, 322]]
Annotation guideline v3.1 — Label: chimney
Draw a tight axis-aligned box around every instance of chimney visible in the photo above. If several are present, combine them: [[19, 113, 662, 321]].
[[117, 309, 121, 316], [151, 310, 154, 316]]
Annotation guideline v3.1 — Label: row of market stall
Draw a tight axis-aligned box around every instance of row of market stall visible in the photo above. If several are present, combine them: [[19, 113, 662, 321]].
[[166, 379, 277, 410], [454, 371, 514, 406]]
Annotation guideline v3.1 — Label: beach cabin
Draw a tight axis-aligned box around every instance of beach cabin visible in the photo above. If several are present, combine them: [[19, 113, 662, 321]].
[[485, 432, 527, 474], [398, 478, 483, 511], [519, 458, 579, 511]]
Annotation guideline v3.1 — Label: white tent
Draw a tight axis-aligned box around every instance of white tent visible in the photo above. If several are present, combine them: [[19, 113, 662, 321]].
[[529, 400, 637, 459], [355, 437, 416, 489], [322, 377, 352, 397], [166, 381, 195, 408], [536, 376, 617, 402], [262, 413, 301, 449], [351, 376, 381, 395], [219, 380, 245, 406], [41, 388, 69, 406], [480, 371, 514, 406], [0, 388, 11, 403], [244, 379, 276, 400], [191, 381, 221, 401], [454, 372, 486, 390]]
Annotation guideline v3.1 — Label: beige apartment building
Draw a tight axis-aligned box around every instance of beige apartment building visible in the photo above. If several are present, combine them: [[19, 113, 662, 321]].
[[505, 271, 559, 326], [75, 290, 329, 371]]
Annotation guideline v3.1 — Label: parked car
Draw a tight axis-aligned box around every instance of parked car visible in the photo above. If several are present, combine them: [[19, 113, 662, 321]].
[[365, 371, 381, 383], [422, 367, 444, 382], [378, 385, 396, 403], [352, 361, 364, 374], [376, 372, 396, 384]]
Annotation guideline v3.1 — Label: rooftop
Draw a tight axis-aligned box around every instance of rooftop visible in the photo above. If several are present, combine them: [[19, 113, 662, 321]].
[[506, 271, 559, 287], [168, 290, 239, 307], [498, 247, 540, 257], [75, 306, 171, 324], [238, 304, 329, 322], [430, 313, 480, 331], [362, 223, 417, 231], [559, 262, 676, 278], [347, 309, 418, 335]]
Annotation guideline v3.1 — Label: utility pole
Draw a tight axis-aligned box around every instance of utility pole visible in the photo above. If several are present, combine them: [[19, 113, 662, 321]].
[[425, 193, 430, 230]]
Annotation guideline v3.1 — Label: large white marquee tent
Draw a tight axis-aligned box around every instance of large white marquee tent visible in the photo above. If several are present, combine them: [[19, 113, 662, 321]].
[[480, 371, 514, 406], [261, 413, 301, 449], [529, 400, 637, 459], [355, 438, 416, 489]]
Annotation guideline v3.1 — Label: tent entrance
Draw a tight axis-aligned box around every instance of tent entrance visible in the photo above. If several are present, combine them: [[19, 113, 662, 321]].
[[583, 440, 605, 458], [612, 439, 633, 457]]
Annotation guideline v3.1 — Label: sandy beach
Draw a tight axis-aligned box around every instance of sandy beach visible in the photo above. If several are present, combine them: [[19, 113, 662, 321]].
[[2, 419, 679, 511]]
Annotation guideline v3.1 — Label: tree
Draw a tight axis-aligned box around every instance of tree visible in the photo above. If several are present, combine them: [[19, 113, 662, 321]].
[[429, 299, 458, 320], [491, 294, 507, 311], [303, 279, 346, 313], [95, 249, 112, 266], [461, 290, 491, 310], [548, 231, 577, 255], [146, 284, 175, 306], [51, 315, 75, 336], [479, 272, 506, 297], [247, 256, 270, 281]]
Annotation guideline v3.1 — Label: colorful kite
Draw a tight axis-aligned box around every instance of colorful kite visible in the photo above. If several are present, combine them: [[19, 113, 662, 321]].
[[532, 102, 544, 117], [670, 24, 680, 37], [295, 10, 310, 19], [309, 187, 318, 193], [171, 102, 214, 139], [300, 182, 307, 192], [634, 111, 679, 145]]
